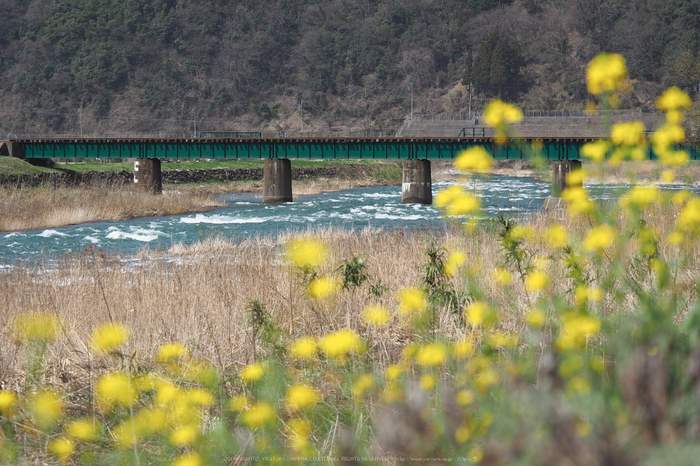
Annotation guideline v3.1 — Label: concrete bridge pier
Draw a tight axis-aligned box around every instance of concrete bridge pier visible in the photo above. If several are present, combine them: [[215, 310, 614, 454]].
[[134, 158, 162, 194], [402, 159, 432, 204], [263, 159, 293, 204], [551, 160, 582, 196], [2, 141, 24, 158]]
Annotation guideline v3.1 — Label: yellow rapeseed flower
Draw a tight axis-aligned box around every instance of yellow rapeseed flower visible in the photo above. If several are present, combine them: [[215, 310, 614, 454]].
[[48, 437, 74, 464], [385, 364, 405, 381], [583, 225, 617, 252], [456, 389, 475, 406], [435, 186, 480, 216], [67, 419, 98, 441], [661, 169, 675, 183], [0, 390, 18, 413], [157, 342, 190, 363], [581, 140, 609, 163], [96, 372, 137, 409], [444, 250, 466, 277], [678, 198, 700, 232], [525, 308, 547, 328], [12, 311, 63, 342], [484, 99, 523, 128], [488, 332, 517, 348], [489, 267, 511, 285], [453, 338, 473, 359], [420, 373, 437, 390], [565, 169, 586, 187], [241, 362, 266, 383], [172, 452, 204, 466], [656, 86, 692, 111], [362, 304, 391, 327], [545, 225, 568, 249], [289, 336, 317, 359], [169, 424, 199, 446], [556, 313, 601, 350], [454, 147, 493, 172], [465, 301, 494, 328], [29, 390, 63, 428], [525, 270, 549, 292], [652, 124, 685, 149], [285, 384, 321, 413], [586, 53, 627, 95], [666, 109, 685, 125], [397, 287, 428, 316], [242, 402, 276, 429], [284, 236, 329, 269], [611, 121, 646, 146], [90, 323, 129, 355], [286, 418, 313, 452], [227, 394, 250, 412], [455, 425, 471, 443], [562, 186, 595, 216], [320, 329, 362, 359], [415, 342, 447, 367], [307, 275, 340, 299], [619, 186, 659, 209], [351, 374, 375, 398]]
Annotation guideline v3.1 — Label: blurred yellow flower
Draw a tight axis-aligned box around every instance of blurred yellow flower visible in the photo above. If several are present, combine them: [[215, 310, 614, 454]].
[[289, 336, 317, 359], [362, 304, 391, 327], [241, 362, 266, 383], [575, 420, 592, 437], [242, 402, 276, 429], [556, 313, 601, 350], [12, 311, 63, 342], [661, 169, 675, 183], [67, 419, 97, 441], [456, 389, 475, 406], [48, 437, 74, 464], [466, 301, 494, 327], [586, 53, 627, 95], [96, 372, 137, 409], [525, 271, 549, 292], [351, 374, 375, 398], [619, 186, 659, 209], [157, 342, 190, 363], [453, 338, 473, 359], [488, 332, 517, 348], [568, 377, 592, 397], [90, 323, 129, 355], [435, 186, 480, 216], [468, 447, 484, 463], [397, 287, 428, 316], [227, 394, 250, 412], [307, 275, 340, 299], [285, 384, 321, 413], [656, 86, 692, 111], [583, 225, 617, 252], [419, 373, 437, 390], [489, 267, 512, 284], [172, 452, 204, 466], [382, 382, 404, 403], [0, 390, 17, 413], [169, 424, 199, 446], [455, 425, 471, 443], [484, 99, 523, 128], [611, 121, 646, 146], [666, 109, 685, 125], [652, 124, 685, 149], [444, 250, 466, 277], [678, 198, 700, 232], [454, 147, 493, 172], [562, 186, 595, 216], [525, 308, 547, 328], [581, 140, 609, 163], [320, 329, 362, 359], [30, 390, 63, 428], [286, 418, 313, 452], [545, 225, 568, 249], [565, 169, 586, 187], [284, 236, 329, 269], [415, 342, 447, 367], [510, 224, 532, 240], [385, 364, 405, 381]]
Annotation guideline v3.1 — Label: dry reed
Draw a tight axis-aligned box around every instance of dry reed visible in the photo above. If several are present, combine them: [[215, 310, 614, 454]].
[[2, 204, 698, 393]]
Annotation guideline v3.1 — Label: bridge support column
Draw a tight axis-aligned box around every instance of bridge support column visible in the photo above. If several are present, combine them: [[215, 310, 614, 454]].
[[263, 159, 292, 204], [134, 158, 162, 194], [402, 160, 432, 204], [5, 141, 24, 158], [551, 160, 582, 197]]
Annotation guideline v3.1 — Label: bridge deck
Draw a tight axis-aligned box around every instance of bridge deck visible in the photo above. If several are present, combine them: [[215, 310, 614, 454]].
[[9, 136, 700, 161]]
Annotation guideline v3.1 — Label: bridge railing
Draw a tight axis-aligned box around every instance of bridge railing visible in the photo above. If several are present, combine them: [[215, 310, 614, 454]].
[[406, 109, 662, 121], [458, 127, 487, 137]]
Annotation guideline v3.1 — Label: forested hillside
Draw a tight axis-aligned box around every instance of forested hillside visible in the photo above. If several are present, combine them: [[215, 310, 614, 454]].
[[0, 0, 698, 134]]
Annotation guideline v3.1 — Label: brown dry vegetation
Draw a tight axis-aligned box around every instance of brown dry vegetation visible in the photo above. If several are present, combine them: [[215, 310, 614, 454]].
[[0, 185, 224, 232], [2, 203, 697, 393]]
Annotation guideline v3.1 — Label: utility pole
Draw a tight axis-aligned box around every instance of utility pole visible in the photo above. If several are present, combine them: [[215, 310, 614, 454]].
[[300, 100, 303, 133], [78, 105, 83, 135], [409, 83, 414, 120], [192, 106, 197, 137]]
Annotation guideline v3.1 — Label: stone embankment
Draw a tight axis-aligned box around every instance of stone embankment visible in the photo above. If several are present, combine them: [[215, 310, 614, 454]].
[[0, 165, 385, 188]]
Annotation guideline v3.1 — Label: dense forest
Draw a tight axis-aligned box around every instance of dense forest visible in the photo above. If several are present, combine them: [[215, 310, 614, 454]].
[[0, 0, 698, 134]]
